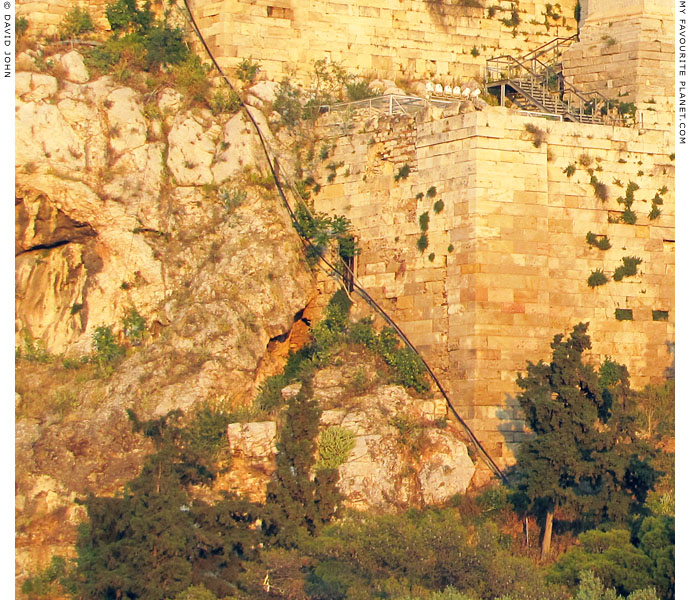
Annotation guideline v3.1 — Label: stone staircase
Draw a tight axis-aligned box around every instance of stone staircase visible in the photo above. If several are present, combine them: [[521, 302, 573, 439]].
[[485, 36, 617, 125]]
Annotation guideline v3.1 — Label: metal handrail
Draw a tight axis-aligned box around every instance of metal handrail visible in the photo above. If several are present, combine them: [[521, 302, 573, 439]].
[[521, 34, 578, 63], [486, 54, 623, 125]]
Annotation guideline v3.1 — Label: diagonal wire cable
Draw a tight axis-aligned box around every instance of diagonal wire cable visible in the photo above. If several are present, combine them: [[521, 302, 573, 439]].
[[180, 0, 507, 483]]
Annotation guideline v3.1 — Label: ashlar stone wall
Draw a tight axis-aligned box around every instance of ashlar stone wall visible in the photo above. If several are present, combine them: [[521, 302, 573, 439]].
[[189, 0, 578, 85], [313, 106, 674, 465], [561, 0, 674, 128]]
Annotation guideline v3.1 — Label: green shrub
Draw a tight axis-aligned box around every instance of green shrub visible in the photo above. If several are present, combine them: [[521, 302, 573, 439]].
[[416, 233, 429, 253], [210, 88, 241, 115], [500, 6, 520, 27], [348, 318, 377, 348], [172, 54, 212, 103], [387, 346, 429, 393], [346, 80, 376, 101], [648, 205, 661, 220], [85, 34, 147, 74], [21, 556, 71, 597], [426, 186, 437, 198], [612, 256, 642, 281], [428, 252, 435, 262], [548, 529, 654, 596], [143, 24, 188, 70], [419, 211, 430, 232], [183, 402, 234, 461], [105, 0, 153, 34], [621, 208, 637, 224], [122, 307, 146, 344], [16, 16, 29, 38], [236, 57, 260, 84], [171, 585, 219, 600], [59, 5, 94, 40], [317, 426, 356, 470], [587, 269, 608, 288], [564, 164, 576, 177], [433, 199, 444, 214], [273, 79, 304, 127], [585, 232, 611, 250], [447, 244, 454, 253], [20, 334, 52, 363], [471, 46, 480, 57], [394, 164, 411, 182], [618, 101, 637, 117], [92, 324, 125, 367]]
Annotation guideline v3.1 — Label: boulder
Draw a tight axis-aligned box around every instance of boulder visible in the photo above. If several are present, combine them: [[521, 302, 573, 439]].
[[60, 51, 89, 83]]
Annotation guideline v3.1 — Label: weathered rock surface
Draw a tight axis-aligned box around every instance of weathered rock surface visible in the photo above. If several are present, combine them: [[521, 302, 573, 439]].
[[224, 367, 474, 510], [15, 50, 315, 581]]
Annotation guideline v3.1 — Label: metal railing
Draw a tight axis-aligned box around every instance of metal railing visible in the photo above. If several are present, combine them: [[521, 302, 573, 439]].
[[521, 33, 578, 68], [320, 94, 454, 118], [486, 54, 624, 125]]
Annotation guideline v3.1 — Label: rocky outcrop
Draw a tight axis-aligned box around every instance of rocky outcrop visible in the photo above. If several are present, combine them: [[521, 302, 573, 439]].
[[15, 50, 315, 581], [223, 366, 475, 510]]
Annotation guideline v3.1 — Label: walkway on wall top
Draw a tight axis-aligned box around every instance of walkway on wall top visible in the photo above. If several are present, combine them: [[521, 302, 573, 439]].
[[320, 95, 455, 118]]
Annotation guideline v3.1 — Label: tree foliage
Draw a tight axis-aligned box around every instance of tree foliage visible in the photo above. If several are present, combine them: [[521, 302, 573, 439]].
[[263, 372, 342, 547], [510, 323, 659, 553], [71, 410, 262, 599]]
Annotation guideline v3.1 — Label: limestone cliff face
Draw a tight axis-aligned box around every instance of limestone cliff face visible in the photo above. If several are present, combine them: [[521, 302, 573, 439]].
[[15, 50, 316, 578]]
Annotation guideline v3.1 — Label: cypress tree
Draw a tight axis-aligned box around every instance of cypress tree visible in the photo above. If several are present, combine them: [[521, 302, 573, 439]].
[[511, 323, 658, 559], [263, 372, 342, 546]]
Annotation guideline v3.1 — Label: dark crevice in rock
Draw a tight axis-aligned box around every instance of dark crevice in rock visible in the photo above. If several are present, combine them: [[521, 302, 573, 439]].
[[18, 239, 73, 255]]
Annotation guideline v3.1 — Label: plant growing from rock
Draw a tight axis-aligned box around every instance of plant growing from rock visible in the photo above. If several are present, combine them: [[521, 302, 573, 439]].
[[586, 232, 611, 250], [419, 211, 430, 232], [417, 233, 429, 253], [16, 16, 29, 38], [590, 175, 609, 202], [587, 269, 608, 288], [59, 5, 94, 40], [613, 256, 643, 281], [92, 324, 125, 372], [235, 57, 260, 84], [122, 307, 146, 345], [316, 426, 356, 470], [525, 123, 546, 148], [394, 164, 411, 182], [433, 199, 444, 214], [563, 163, 576, 178]]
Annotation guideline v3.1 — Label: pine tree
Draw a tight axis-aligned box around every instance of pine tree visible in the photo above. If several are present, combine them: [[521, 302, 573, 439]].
[[510, 323, 658, 559]]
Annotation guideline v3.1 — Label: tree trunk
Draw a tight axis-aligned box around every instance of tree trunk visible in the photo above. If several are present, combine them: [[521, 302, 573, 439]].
[[541, 508, 554, 560]]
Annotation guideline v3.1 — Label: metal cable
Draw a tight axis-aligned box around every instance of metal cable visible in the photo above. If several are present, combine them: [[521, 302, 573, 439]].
[[180, 0, 507, 483]]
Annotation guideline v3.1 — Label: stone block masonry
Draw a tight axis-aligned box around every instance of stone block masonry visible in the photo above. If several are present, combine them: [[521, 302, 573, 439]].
[[313, 106, 674, 467], [187, 0, 579, 84], [561, 0, 674, 128]]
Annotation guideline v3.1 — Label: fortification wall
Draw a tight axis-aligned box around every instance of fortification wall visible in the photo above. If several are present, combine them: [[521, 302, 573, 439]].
[[561, 0, 674, 127], [189, 0, 578, 84], [313, 106, 675, 464]]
